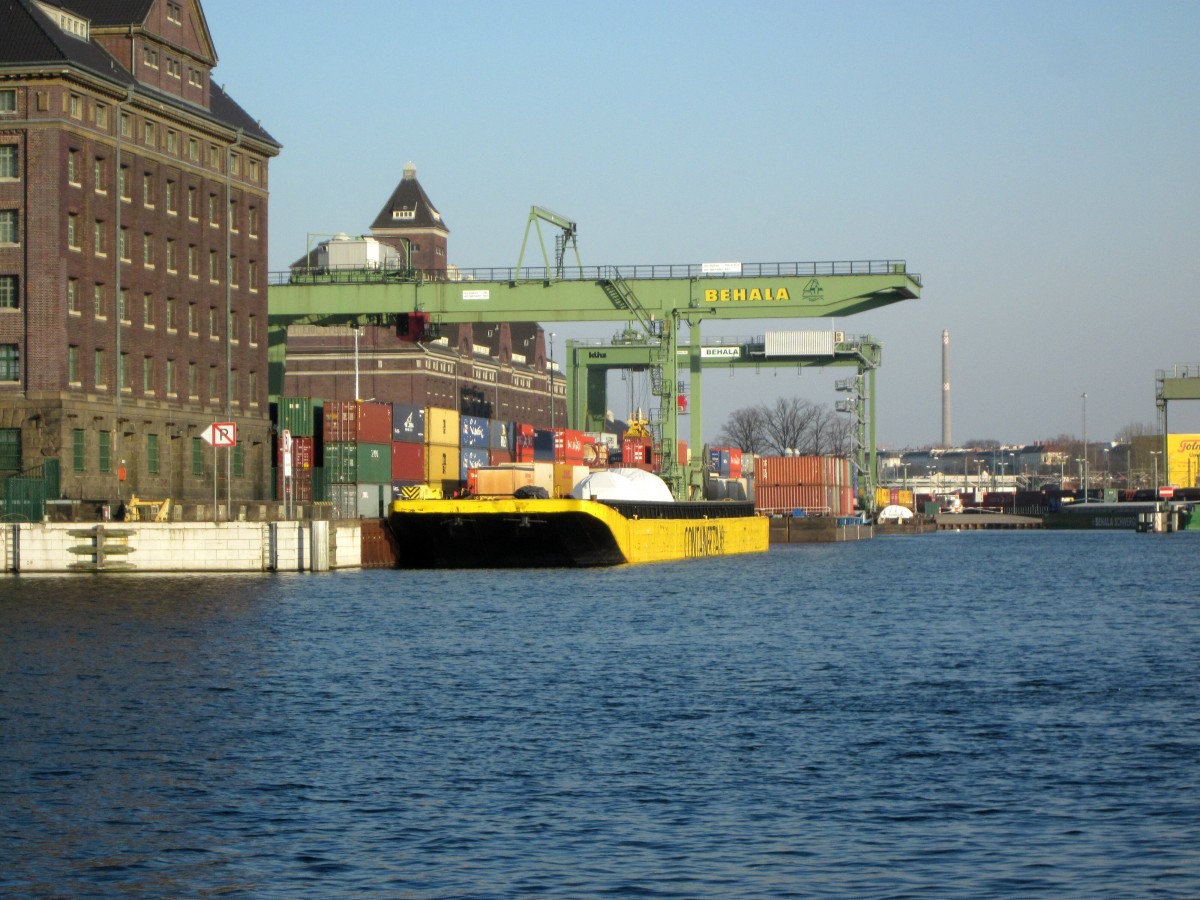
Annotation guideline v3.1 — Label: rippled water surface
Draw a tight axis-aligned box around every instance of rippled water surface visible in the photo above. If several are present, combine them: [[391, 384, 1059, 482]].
[[3, 531, 1199, 897]]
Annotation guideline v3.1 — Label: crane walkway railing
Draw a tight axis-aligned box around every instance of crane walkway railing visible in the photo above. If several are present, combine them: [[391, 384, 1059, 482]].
[[271, 260, 918, 289]]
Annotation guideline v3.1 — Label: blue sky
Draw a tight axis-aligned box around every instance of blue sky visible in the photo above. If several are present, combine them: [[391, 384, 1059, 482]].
[[205, 0, 1200, 447]]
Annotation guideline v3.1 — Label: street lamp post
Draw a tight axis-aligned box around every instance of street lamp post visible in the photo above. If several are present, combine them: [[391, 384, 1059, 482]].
[[1151, 451, 1162, 502], [548, 331, 556, 431]]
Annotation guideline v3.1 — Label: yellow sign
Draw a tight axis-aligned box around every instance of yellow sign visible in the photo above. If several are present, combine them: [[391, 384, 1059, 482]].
[[704, 287, 791, 303], [1166, 433, 1200, 487]]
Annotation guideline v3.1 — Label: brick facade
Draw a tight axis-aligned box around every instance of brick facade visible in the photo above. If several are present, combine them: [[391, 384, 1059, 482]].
[[0, 0, 280, 506]]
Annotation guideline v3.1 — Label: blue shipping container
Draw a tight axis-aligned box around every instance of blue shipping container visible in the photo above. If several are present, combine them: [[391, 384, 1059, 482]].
[[391, 403, 426, 443], [460, 447, 490, 480], [460, 415, 489, 448]]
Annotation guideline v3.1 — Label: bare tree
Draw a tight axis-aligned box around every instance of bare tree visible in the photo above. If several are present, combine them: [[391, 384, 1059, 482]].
[[763, 397, 815, 454], [715, 405, 770, 454], [824, 408, 854, 457]]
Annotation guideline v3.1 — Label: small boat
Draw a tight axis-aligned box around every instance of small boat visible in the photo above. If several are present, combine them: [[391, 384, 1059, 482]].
[[388, 497, 768, 567]]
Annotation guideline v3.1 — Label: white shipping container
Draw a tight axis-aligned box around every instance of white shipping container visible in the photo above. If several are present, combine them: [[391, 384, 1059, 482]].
[[764, 330, 835, 357]]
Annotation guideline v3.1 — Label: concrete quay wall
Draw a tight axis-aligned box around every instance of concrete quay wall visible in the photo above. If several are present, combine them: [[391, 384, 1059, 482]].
[[0, 521, 363, 574]]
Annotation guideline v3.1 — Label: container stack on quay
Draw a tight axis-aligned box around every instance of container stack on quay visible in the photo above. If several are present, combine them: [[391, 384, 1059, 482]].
[[272, 397, 627, 517], [754, 455, 856, 517], [707, 447, 751, 501]]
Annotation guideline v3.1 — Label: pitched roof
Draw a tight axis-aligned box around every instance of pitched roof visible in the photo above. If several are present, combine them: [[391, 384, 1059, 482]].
[[0, 0, 132, 78], [370, 163, 449, 234], [53, 0, 156, 26], [0, 0, 277, 148]]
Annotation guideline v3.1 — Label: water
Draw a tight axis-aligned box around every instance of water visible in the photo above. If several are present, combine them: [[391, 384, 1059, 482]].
[[2, 531, 1199, 897]]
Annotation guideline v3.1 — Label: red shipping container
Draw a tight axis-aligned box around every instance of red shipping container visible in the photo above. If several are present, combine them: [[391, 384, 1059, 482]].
[[728, 448, 743, 480], [514, 424, 535, 462], [489, 448, 514, 466], [391, 442, 426, 482], [756, 455, 849, 487], [276, 435, 315, 473], [324, 400, 393, 444], [755, 484, 831, 515], [553, 428, 585, 464], [276, 467, 313, 503], [622, 437, 654, 470]]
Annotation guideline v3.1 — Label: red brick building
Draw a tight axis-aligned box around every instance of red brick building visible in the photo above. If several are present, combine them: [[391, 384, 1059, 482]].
[[0, 0, 280, 505], [283, 166, 567, 429]]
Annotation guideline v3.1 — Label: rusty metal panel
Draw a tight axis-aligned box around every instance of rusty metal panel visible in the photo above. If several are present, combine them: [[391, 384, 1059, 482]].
[[360, 518, 399, 568]]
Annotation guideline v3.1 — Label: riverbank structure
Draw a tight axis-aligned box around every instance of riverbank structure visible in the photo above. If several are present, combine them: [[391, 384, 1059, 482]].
[[0, 0, 280, 503]]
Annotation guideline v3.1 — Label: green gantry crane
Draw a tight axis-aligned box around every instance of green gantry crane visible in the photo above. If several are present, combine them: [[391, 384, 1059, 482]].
[[565, 331, 884, 503], [268, 210, 922, 500]]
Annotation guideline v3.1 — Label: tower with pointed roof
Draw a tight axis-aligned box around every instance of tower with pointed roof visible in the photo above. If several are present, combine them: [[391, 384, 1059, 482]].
[[0, 0, 280, 504], [369, 162, 449, 274]]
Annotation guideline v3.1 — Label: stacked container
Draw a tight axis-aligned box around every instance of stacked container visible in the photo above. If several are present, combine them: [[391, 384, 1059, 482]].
[[275, 396, 319, 503], [489, 420, 514, 465], [622, 436, 656, 471], [425, 407, 460, 493], [709, 447, 743, 478], [459, 415, 491, 481], [514, 424, 535, 463], [391, 402, 426, 495], [754, 455, 855, 517], [324, 400, 393, 517]]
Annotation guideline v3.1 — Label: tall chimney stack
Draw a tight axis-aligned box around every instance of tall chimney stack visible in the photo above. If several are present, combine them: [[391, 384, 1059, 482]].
[[942, 330, 951, 448]]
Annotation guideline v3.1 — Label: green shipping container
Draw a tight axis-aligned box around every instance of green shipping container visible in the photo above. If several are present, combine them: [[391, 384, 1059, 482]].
[[355, 442, 392, 484], [277, 396, 319, 438], [324, 442, 391, 485], [324, 442, 359, 484]]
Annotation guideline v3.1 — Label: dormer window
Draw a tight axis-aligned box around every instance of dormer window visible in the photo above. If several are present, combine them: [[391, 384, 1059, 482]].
[[36, 3, 89, 40], [392, 209, 416, 221]]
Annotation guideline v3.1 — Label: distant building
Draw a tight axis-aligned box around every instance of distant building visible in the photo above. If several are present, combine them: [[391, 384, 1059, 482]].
[[282, 166, 566, 428], [0, 0, 280, 503]]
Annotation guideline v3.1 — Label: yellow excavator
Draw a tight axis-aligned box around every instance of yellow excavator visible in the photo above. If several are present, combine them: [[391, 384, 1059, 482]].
[[124, 496, 172, 522]]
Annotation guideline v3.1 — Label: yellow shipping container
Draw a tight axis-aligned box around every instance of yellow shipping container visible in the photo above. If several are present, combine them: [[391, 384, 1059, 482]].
[[875, 487, 916, 510], [553, 463, 589, 498], [425, 442, 460, 484], [426, 407, 460, 445]]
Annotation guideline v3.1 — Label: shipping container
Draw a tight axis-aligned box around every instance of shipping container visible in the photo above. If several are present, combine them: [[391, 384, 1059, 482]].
[[755, 455, 851, 488], [473, 466, 537, 497], [356, 483, 390, 518], [425, 443, 461, 484], [460, 415, 489, 448], [391, 442, 426, 482], [324, 400, 392, 444], [324, 441, 359, 484], [514, 424, 535, 462], [489, 419, 513, 451], [553, 429, 585, 464], [326, 483, 358, 519], [460, 447, 490, 481], [756, 484, 853, 516], [622, 437, 655, 470], [489, 448, 514, 466], [276, 396, 318, 438], [276, 467, 313, 503], [533, 429, 555, 462], [426, 407, 460, 445], [391, 403, 426, 444], [553, 463, 590, 498], [325, 441, 390, 484], [276, 435, 315, 473]]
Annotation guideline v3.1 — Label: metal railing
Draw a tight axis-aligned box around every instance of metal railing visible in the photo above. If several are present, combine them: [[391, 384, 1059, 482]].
[[270, 260, 919, 289]]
